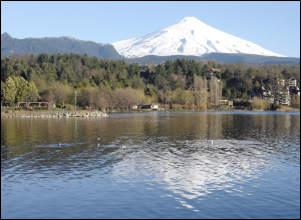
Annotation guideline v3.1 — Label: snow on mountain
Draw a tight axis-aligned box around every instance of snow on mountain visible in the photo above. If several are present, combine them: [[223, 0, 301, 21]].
[[113, 17, 285, 58]]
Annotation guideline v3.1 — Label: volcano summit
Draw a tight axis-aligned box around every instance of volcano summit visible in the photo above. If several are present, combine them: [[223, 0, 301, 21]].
[[113, 17, 284, 58]]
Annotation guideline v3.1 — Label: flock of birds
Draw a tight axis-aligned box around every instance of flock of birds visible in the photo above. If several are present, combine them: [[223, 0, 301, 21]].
[[96, 137, 126, 149], [57, 140, 215, 148], [57, 132, 216, 150], [58, 137, 127, 149]]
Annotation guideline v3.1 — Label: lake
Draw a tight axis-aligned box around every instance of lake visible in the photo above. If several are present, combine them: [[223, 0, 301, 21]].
[[1, 111, 300, 219]]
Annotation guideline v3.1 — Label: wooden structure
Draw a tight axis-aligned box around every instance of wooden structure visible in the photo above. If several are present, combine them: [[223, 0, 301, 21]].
[[133, 104, 159, 110], [17, 102, 55, 110], [218, 100, 233, 107]]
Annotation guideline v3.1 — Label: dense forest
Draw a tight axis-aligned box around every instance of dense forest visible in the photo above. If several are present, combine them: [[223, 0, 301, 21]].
[[1, 53, 300, 111]]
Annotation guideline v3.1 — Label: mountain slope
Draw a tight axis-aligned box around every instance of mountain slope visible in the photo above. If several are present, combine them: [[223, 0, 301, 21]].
[[202, 53, 299, 65], [2, 32, 298, 65], [1, 32, 124, 60], [113, 17, 285, 58]]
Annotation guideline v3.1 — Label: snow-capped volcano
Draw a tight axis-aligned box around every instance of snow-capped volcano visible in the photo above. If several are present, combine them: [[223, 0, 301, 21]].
[[113, 17, 285, 58]]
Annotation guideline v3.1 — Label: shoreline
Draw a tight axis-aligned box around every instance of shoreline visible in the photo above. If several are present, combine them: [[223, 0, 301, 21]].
[[1, 110, 108, 118], [2, 108, 299, 118]]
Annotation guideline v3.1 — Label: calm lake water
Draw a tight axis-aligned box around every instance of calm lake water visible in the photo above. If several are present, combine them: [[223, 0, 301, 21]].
[[1, 111, 300, 219]]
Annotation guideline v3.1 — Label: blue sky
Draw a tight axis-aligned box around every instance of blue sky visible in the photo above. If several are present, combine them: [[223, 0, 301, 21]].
[[1, 1, 300, 57]]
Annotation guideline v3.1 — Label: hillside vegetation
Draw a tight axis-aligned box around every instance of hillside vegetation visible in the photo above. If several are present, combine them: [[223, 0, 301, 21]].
[[1, 53, 300, 111]]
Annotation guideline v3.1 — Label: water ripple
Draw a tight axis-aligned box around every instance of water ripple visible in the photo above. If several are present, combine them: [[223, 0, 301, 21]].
[[1, 112, 300, 219]]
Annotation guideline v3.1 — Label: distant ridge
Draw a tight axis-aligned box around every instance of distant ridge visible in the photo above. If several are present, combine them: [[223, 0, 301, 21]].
[[202, 53, 300, 65], [1, 32, 124, 60], [1, 32, 299, 65]]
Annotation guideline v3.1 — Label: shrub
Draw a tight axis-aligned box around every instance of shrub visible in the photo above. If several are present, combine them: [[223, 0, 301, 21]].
[[197, 103, 206, 110], [270, 103, 280, 110], [251, 97, 269, 110], [291, 95, 300, 109], [56, 101, 63, 108], [65, 104, 74, 110]]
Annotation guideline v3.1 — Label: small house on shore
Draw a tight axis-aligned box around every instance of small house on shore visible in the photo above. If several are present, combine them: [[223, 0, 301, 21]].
[[218, 100, 233, 108], [132, 104, 159, 110]]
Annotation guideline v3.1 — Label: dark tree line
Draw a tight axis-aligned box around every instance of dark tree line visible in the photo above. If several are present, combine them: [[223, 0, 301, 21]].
[[1, 53, 300, 110]]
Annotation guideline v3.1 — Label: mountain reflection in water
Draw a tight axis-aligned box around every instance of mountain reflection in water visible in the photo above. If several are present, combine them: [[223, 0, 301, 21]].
[[1, 111, 300, 219], [111, 139, 274, 202]]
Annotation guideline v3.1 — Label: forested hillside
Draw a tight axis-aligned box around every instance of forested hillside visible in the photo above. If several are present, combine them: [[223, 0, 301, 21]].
[[1, 53, 300, 110], [1, 33, 124, 60]]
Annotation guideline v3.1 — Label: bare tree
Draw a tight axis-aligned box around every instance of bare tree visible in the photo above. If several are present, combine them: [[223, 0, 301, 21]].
[[209, 79, 222, 107], [194, 75, 208, 107]]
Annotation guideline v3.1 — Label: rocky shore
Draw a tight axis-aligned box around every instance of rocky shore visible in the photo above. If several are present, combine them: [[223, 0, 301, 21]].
[[1, 110, 108, 118]]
